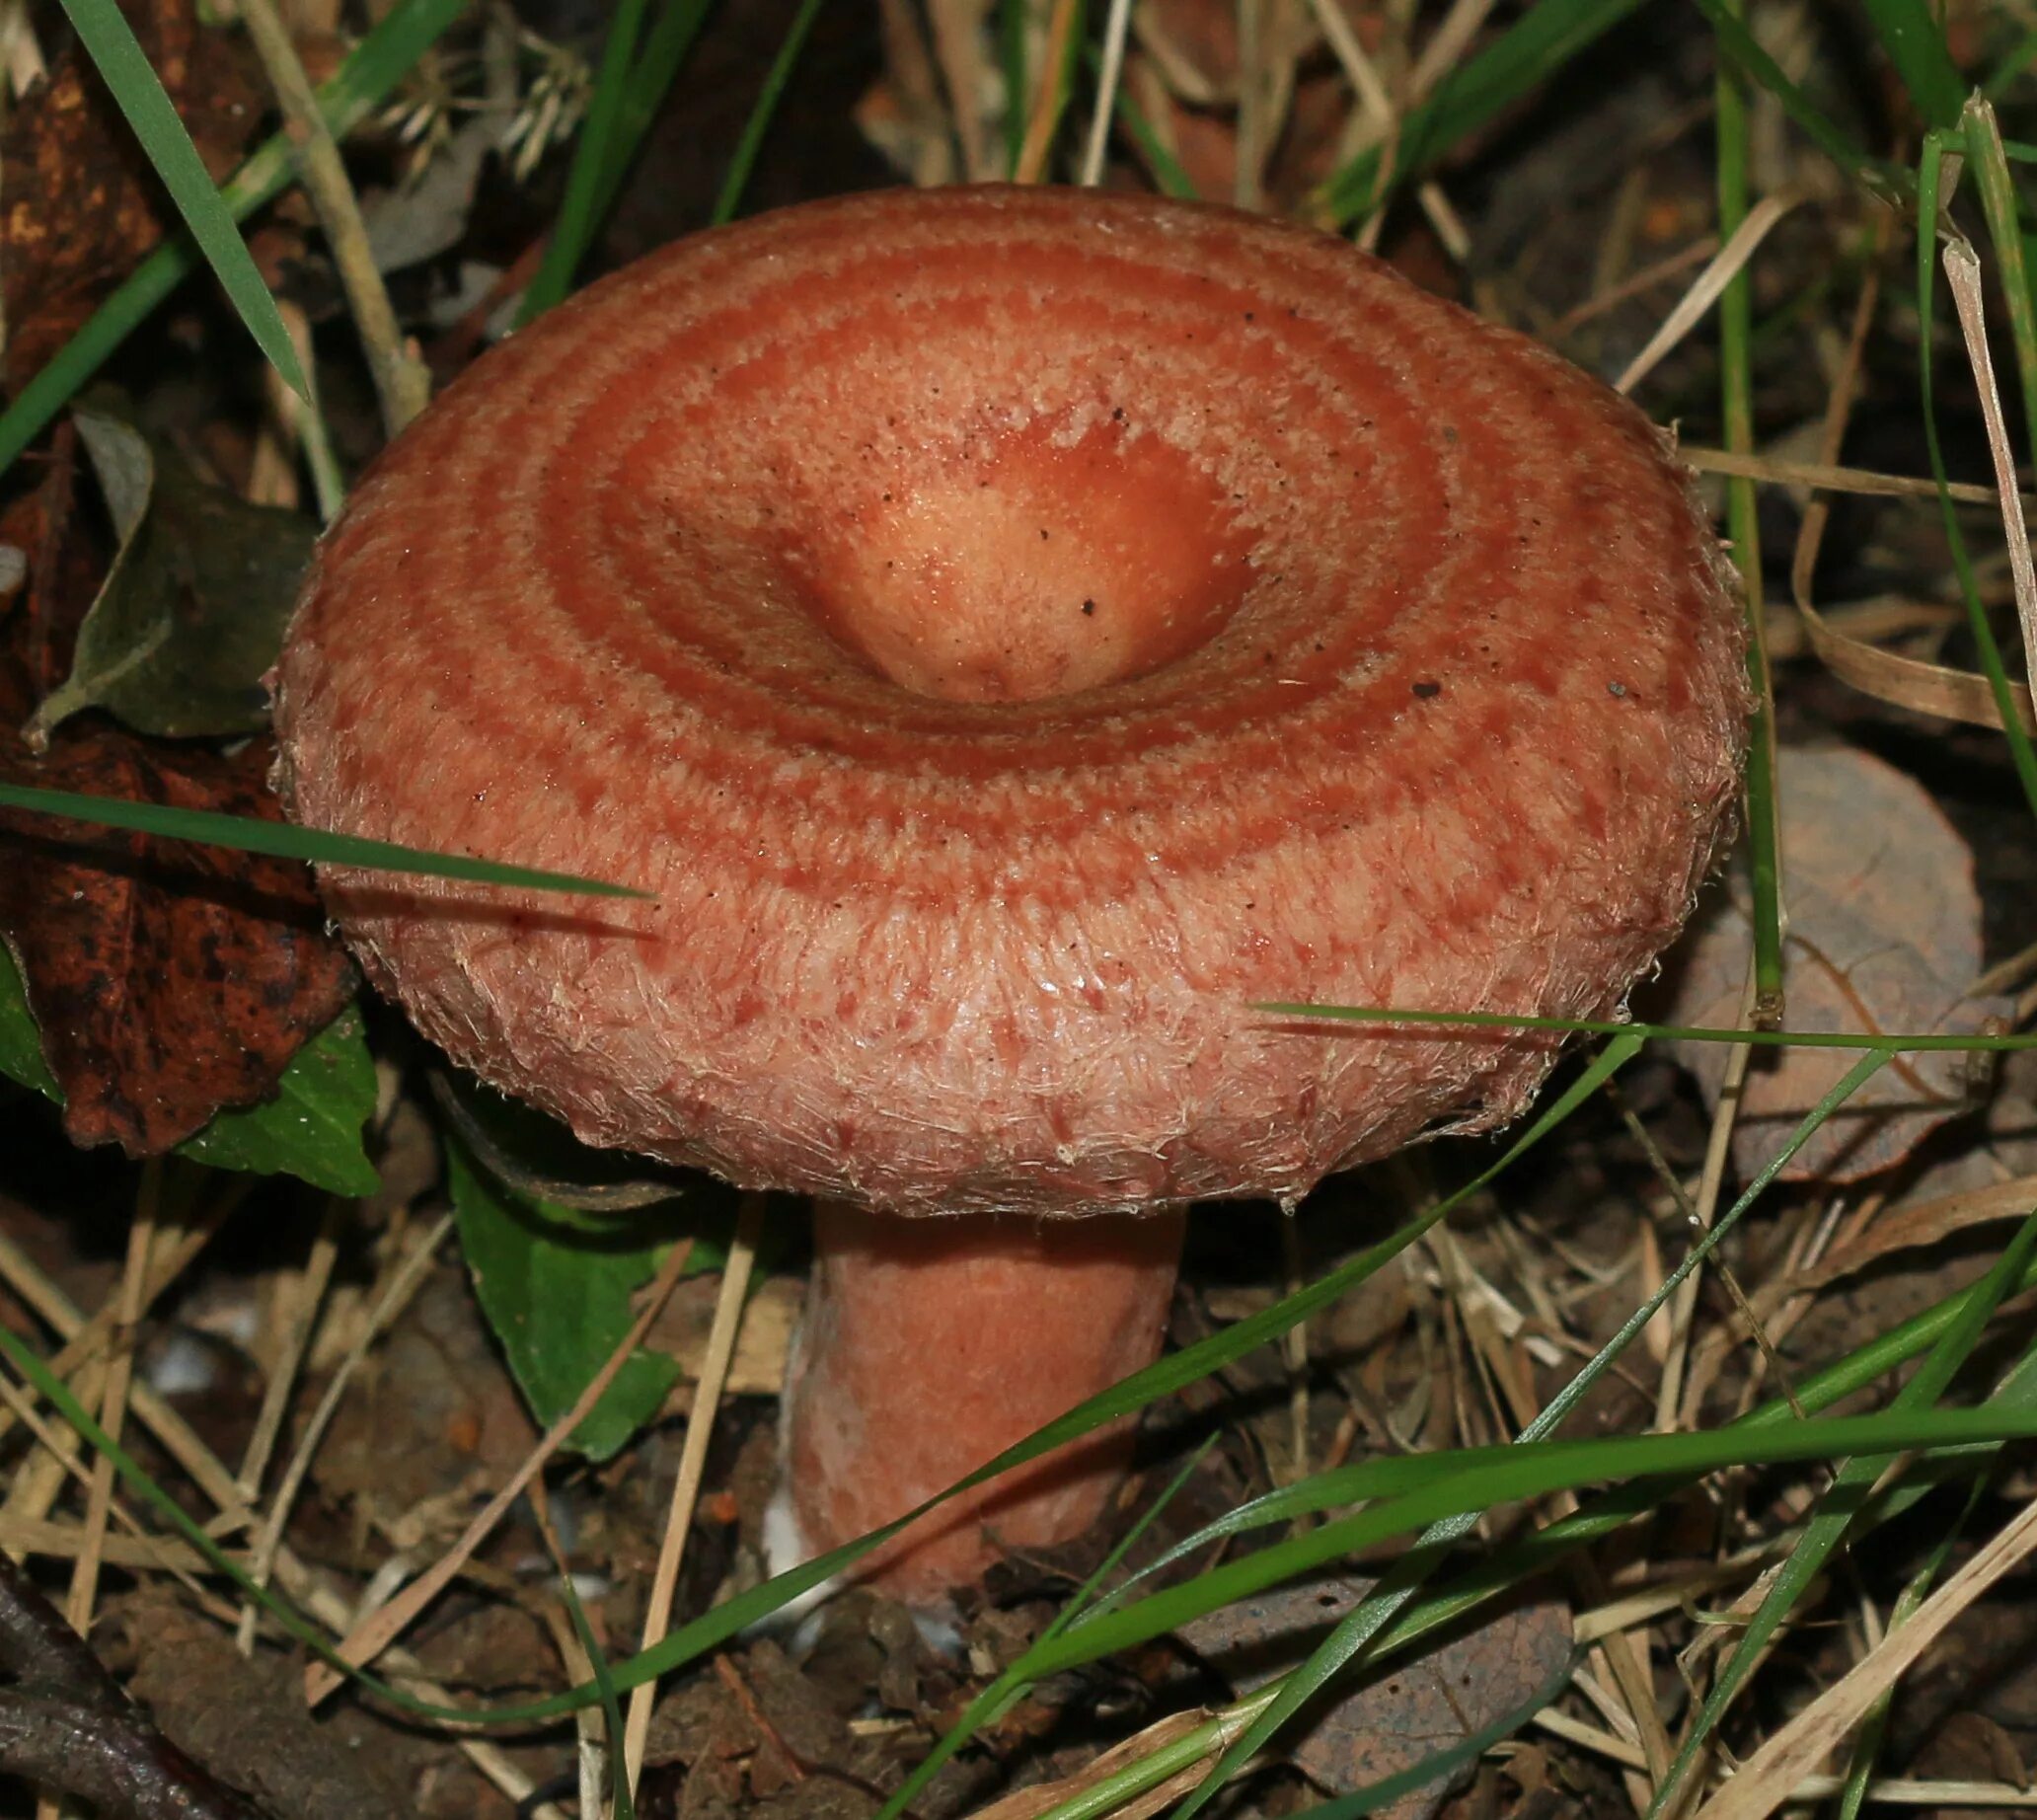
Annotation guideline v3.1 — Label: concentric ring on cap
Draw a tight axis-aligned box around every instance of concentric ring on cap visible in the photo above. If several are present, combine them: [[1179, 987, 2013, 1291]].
[[274, 185, 1748, 1216]]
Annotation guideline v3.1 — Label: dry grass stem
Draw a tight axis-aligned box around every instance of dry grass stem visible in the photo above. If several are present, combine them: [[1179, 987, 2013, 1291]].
[[0, 1185, 245, 1453], [0, 1366, 213, 1605], [960, 1699, 1271, 1820], [623, 1197, 766, 1791], [305, 1229, 693, 1706], [237, 0, 430, 432], [242, 1211, 447, 1681], [1688, 445, 2013, 508], [1695, 1489, 2037, 1820], [236, 1195, 345, 1504], [233, 1194, 347, 1652], [530, 1495, 610, 1820], [925, 0, 993, 181], [1014, 0, 1081, 183], [1550, 237, 1722, 339], [1660, 965, 1763, 1433], [60, 1171, 156, 1640], [1942, 238, 2037, 697], [1081, 0, 1135, 188], [1616, 192, 1809, 396]]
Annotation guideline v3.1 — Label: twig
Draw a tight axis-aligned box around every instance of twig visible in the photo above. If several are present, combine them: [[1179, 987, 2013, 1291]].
[[0, 1553, 272, 1820], [304, 1232, 697, 1707], [622, 1196, 765, 1791]]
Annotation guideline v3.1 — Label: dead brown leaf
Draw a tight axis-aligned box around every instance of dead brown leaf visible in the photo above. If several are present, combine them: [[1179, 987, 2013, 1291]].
[[0, 720, 354, 1155], [0, 0, 264, 393], [1662, 743, 2009, 1183], [1179, 1576, 1574, 1820]]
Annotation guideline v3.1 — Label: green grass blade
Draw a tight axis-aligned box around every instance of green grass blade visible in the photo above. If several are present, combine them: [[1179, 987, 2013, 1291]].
[[55, 0, 307, 399], [1984, 30, 2037, 98], [1839, 1335, 2037, 1813], [1001, 0, 1030, 176], [1687, 0, 1899, 192], [1918, 131, 2037, 821], [1377, 1224, 2037, 1663], [1647, 1209, 2037, 1815], [0, 0, 468, 481], [908, 1439, 1222, 1815], [1312, 0, 1646, 225], [1859, 0, 1966, 129], [595, 0, 718, 227], [559, 1567, 635, 1820], [1005, 1403, 2037, 1685], [0, 781, 646, 898], [1255, 1001, 2037, 1053], [1360, 1231, 2037, 1671], [1711, 0, 1784, 1021], [711, 0, 826, 225], [519, 0, 655, 322], [1103, 1194, 2037, 1609], [20, 1246, 2037, 1734], [1169, 1049, 1890, 1819]]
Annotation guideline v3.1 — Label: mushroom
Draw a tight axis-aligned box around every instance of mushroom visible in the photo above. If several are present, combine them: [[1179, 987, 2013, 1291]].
[[273, 186, 1747, 1606]]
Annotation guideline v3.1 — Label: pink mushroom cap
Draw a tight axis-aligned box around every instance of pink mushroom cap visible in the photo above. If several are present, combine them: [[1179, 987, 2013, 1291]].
[[274, 185, 1747, 1219]]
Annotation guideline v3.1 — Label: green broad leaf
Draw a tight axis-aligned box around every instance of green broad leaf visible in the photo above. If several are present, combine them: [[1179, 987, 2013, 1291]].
[[179, 1004, 379, 1195], [447, 1126, 719, 1461], [0, 941, 59, 1098], [27, 405, 316, 745], [54, 0, 307, 399]]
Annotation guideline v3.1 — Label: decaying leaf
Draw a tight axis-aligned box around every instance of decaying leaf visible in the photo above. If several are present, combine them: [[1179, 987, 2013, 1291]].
[[0, 0, 264, 392], [0, 419, 102, 701], [0, 723, 354, 1157], [1662, 742, 2010, 1182], [0, 938, 378, 1195], [26, 404, 317, 746], [1178, 1576, 1574, 1820]]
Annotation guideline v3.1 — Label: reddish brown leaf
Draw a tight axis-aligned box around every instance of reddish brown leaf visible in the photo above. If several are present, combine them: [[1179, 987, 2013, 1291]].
[[0, 0, 265, 394], [0, 422, 105, 701], [0, 720, 353, 1156]]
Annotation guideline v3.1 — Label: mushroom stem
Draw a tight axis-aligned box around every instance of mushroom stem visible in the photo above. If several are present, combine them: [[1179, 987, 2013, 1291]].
[[776, 1201, 1186, 1605]]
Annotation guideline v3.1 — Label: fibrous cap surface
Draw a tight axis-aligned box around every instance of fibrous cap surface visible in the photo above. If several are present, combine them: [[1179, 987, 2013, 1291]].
[[275, 185, 1749, 1217]]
